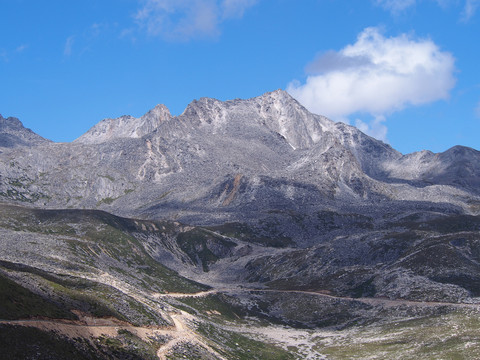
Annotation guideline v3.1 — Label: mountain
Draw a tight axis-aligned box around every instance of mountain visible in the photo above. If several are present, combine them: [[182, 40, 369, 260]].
[[75, 104, 172, 144], [0, 90, 478, 240], [1, 90, 480, 359], [383, 145, 480, 194], [0, 114, 51, 148]]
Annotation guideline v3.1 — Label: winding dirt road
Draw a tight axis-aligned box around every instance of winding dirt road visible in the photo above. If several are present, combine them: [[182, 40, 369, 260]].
[[156, 311, 227, 360], [3, 286, 479, 360], [155, 286, 480, 309]]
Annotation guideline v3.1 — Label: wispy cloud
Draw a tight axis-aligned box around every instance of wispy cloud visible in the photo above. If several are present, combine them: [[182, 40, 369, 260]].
[[374, 0, 416, 14], [355, 116, 388, 142], [134, 0, 258, 41], [0, 44, 28, 62], [119, 27, 137, 43], [64, 36, 75, 56], [0, 49, 7, 62], [462, 0, 480, 21], [287, 27, 456, 141], [15, 44, 28, 53], [375, 0, 479, 20], [475, 100, 480, 118], [221, 0, 257, 18]]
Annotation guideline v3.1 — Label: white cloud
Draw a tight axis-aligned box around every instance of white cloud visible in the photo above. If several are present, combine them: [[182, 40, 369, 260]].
[[375, 0, 416, 13], [0, 49, 7, 62], [15, 44, 28, 53], [64, 36, 75, 56], [355, 116, 388, 142], [120, 28, 137, 43], [375, 0, 479, 20], [475, 100, 480, 118], [0, 44, 28, 62], [221, 0, 257, 18], [462, 0, 480, 21], [135, 0, 257, 40], [287, 27, 456, 141]]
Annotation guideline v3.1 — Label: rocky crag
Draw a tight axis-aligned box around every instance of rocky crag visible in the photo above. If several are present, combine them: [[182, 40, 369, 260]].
[[1, 90, 480, 359]]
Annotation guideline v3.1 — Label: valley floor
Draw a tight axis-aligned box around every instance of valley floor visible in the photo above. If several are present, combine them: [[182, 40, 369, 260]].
[[3, 286, 480, 359]]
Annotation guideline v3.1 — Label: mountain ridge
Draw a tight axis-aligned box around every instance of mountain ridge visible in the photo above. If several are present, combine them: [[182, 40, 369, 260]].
[[74, 103, 172, 144], [1, 90, 479, 222], [0, 114, 51, 148], [3, 90, 476, 157]]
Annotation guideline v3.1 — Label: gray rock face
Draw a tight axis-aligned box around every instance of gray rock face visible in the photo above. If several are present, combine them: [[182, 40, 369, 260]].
[[74, 104, 172, 144], [1, 90, 480, 309], [0, 114, 51, 148], [0, 90, 479, 240], [382, 145, 480, 194], [180, 89, 329, 150]]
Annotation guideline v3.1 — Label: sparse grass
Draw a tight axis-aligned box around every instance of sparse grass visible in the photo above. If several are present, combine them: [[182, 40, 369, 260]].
[[97, 332, 159, 360], [0, 188, 48, 203], [207, 222, 293, 248], [176, 294, 245, 321], [97, 196, 116, 205], [0, 272, 76, 320], [176, 229, 236, 271], [316, 310, 480, 359], [0, 324, 160, 360], [196, 322, 296, 360], [44, 277, 128, 320], [165, 341, 215, 360], [157, 190, 172, 200], [396, 214, 480, 234], [0, 204, 209, 294], [9, 179, 25, 187], [0, 260, 168, 326], [0, 325, 97, 359], [98, 174, 115, 182]]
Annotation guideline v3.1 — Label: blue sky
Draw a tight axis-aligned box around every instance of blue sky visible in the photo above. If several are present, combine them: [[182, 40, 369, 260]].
[[1, 0, 479, 154]]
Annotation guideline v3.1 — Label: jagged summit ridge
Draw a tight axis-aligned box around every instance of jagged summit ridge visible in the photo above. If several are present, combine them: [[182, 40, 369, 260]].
[[178, 90, 333, 150], [247, 89, 333, 149], [74, 90, 333, 150], [0, 89, 479, 226], [74, 104, 172, 144], [0, 114, 51, 148]]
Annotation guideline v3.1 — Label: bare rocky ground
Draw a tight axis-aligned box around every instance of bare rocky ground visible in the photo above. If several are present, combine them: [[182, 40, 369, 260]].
[[1, 203, 480, 359], [1, 91, 480, 358]]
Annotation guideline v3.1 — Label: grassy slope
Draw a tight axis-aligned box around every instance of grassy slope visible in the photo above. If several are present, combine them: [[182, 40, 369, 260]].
[[2, 204, 480, 359], [0, 271, 76, 320], [0, 204, 208, 294], [316, 310, 480, 359]]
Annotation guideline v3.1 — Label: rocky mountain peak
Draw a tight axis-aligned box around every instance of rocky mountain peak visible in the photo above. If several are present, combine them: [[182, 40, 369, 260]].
[[179, 97, 226, 127], [250, 90, 334, 149], [440, 145, 479, 159], [74, 104, 172, 144], [256, 89, 297, 104], [142, 104, 172, 123], [0, 114, 50, 148], [177, 90, 334, 150], [0, 114, 23, 129]]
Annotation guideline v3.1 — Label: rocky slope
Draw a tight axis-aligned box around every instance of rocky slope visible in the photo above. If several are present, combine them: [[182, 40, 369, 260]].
[[0, 114, 51, 148], [1, 90, 480, 358], [1, 90, 478, 227], [75, 104, 172, 144]]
